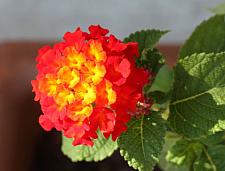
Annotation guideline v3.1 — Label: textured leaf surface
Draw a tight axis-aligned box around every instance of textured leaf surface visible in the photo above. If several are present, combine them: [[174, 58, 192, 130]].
[[158, 132, 189, 171], [194, 145, 225, 171], [169, 52, 225, 138], [179, 15, 225, 58], [199, 131, 225, 146], [118, 112, 166, 171], [136, 48, 165, 73], [124, 29, 168, 73], [61, 132, 118, 162], [146, 64, 174, 94], [166, 138, 225, 171], [166, 139, 203, 166], [124, 29, 168, 53]]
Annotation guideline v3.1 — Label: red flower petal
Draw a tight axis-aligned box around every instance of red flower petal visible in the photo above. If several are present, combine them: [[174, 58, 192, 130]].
[[95, 80, 108, 107], [88, 25, 109, 38], [105, 56, 131, 86], [127, 68, 150, 91], [39, 115, 54, 131], [107, 35, 127, 53], [90, 107, 115, 133], [32, 25, 152, 147], [112, 84, 142, 113]]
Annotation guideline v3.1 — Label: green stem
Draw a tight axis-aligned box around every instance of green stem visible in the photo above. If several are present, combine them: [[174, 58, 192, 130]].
[[203, 146, 217, 171]]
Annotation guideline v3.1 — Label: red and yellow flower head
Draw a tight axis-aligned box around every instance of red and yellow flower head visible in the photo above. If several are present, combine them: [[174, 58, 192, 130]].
[[32, 25, 150, 146]]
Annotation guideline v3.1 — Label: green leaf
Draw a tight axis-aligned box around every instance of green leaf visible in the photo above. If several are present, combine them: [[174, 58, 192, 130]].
[[210, 2, 225, 15], [169, 52, 225, 139], [193, 155, 211, 171], [124, 29, 168, 73], [144, 64, 174, 111], [118, 112, 166, 171], [166, 139, 203, 167], [144, 65, 174, 120], [162, 134, 225, 171], [145, 64, 174, 94], [158, 132, 189, 171], [179, 15, 225, 59], [194, 145, 225, 171], [136, 48, 165, 73], [61, 131, 118, 162], [199, 131, 225, 147], [206, 145, 225, 170], [209, 120, 225, 133], [124, 29, 169, 53]]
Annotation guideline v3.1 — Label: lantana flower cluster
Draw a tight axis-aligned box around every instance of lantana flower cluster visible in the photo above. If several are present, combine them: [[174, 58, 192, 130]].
[[32, 25, 150, 146]]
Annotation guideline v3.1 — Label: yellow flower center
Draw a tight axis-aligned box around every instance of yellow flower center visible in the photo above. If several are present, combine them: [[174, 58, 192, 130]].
[[37, 40, 117, 121]]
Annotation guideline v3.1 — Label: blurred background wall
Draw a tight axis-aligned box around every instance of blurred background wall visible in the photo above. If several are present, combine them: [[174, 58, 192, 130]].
[[0, 0, 224, 43]]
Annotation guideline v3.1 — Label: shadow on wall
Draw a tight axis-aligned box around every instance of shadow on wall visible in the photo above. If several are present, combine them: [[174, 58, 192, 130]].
[[0, 42, 180, 171]]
